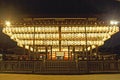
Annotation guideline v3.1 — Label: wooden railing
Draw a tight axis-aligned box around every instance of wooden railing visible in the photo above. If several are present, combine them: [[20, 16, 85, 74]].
[[0, 60, 120, 74]]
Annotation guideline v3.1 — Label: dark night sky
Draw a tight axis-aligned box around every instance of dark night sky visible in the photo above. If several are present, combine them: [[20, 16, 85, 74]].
[[0, 0, 120, 18], [0, 0, 120, 52]]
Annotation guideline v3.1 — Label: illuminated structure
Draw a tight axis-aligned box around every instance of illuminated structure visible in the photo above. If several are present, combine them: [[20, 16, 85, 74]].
[[2, 18, 119, 61]]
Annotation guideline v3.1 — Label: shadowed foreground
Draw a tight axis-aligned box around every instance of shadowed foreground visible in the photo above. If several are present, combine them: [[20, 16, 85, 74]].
[[0, 74, 120, 80]]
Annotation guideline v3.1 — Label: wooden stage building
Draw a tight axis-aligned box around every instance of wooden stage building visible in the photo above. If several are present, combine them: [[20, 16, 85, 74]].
[[0, 18, 120, 74]]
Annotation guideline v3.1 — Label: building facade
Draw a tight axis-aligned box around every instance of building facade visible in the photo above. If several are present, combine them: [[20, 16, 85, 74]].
[[2, 18, 119, 61]]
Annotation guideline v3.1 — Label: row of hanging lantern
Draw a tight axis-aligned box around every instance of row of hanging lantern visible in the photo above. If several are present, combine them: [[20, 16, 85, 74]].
[[61, 26, 119, 33], [61, 47, 68, 51], [23, 44, 99, 52], [61, 33, 110, 40], [3, 26, 119, 34], [52, 47, 59, 51], [17, 40, 103, 46], [3, 26, 59, 33], [11, 33, 59, 40], [18, 40, 59, 45], [61, 41, 104, 46], [9, 33, 110, 40]]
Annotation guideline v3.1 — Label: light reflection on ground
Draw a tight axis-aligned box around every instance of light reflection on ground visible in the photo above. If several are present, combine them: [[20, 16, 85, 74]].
[[0, 74, 120, 80]]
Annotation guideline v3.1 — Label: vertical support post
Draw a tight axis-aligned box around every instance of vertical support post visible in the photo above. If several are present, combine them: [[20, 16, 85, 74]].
[[59, 26, 61, 51], [28, 46, 30, 54], [32, 21, 35, 73], [46, 46, 48, 60], [85, 24, 88, 59], [23, 45, 25, 55], [85, 23, 89, 73], [90, 45, 92, 60], [82, 45, 85, 58], [29, 46, 31, 60], [23, 34, 26, 55], [33, 22, 35, 54], [73, 46, 75, 60], [51, 46, 52, 60], [96, 45, 98, 58], [68, 46, 70, 60]]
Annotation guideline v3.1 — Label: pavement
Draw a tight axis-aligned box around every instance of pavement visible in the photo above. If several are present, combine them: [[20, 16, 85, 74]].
[[0, 73, 120, 80]]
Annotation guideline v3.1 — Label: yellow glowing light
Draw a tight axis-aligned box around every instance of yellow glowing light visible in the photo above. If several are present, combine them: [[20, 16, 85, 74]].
[[2, 19, 119, 53], [25, 45, 29, 49], [110, 20, 119, 25], [5, 21, 11, 26]]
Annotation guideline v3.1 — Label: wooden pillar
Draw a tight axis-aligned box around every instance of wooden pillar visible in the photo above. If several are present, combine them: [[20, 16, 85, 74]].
[[68, 46, 70, 60], [59, 26, 61, 51], [45, 46, 48, 60], [96, 45, 98, 57], [51, 46, 52, 60], [83, 45, 85, 57], [28, 45, 31, 54], [84, 24, 88, 59], [73, 46, 75, 60], [33, 24, 35, 54], [23, 45, 25, 55], [36, 46, 38, 53], [90, 45, 92, 57]]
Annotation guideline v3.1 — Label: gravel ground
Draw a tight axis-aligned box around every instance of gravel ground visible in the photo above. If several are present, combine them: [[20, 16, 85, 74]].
[[0, 74, 120, 80]]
